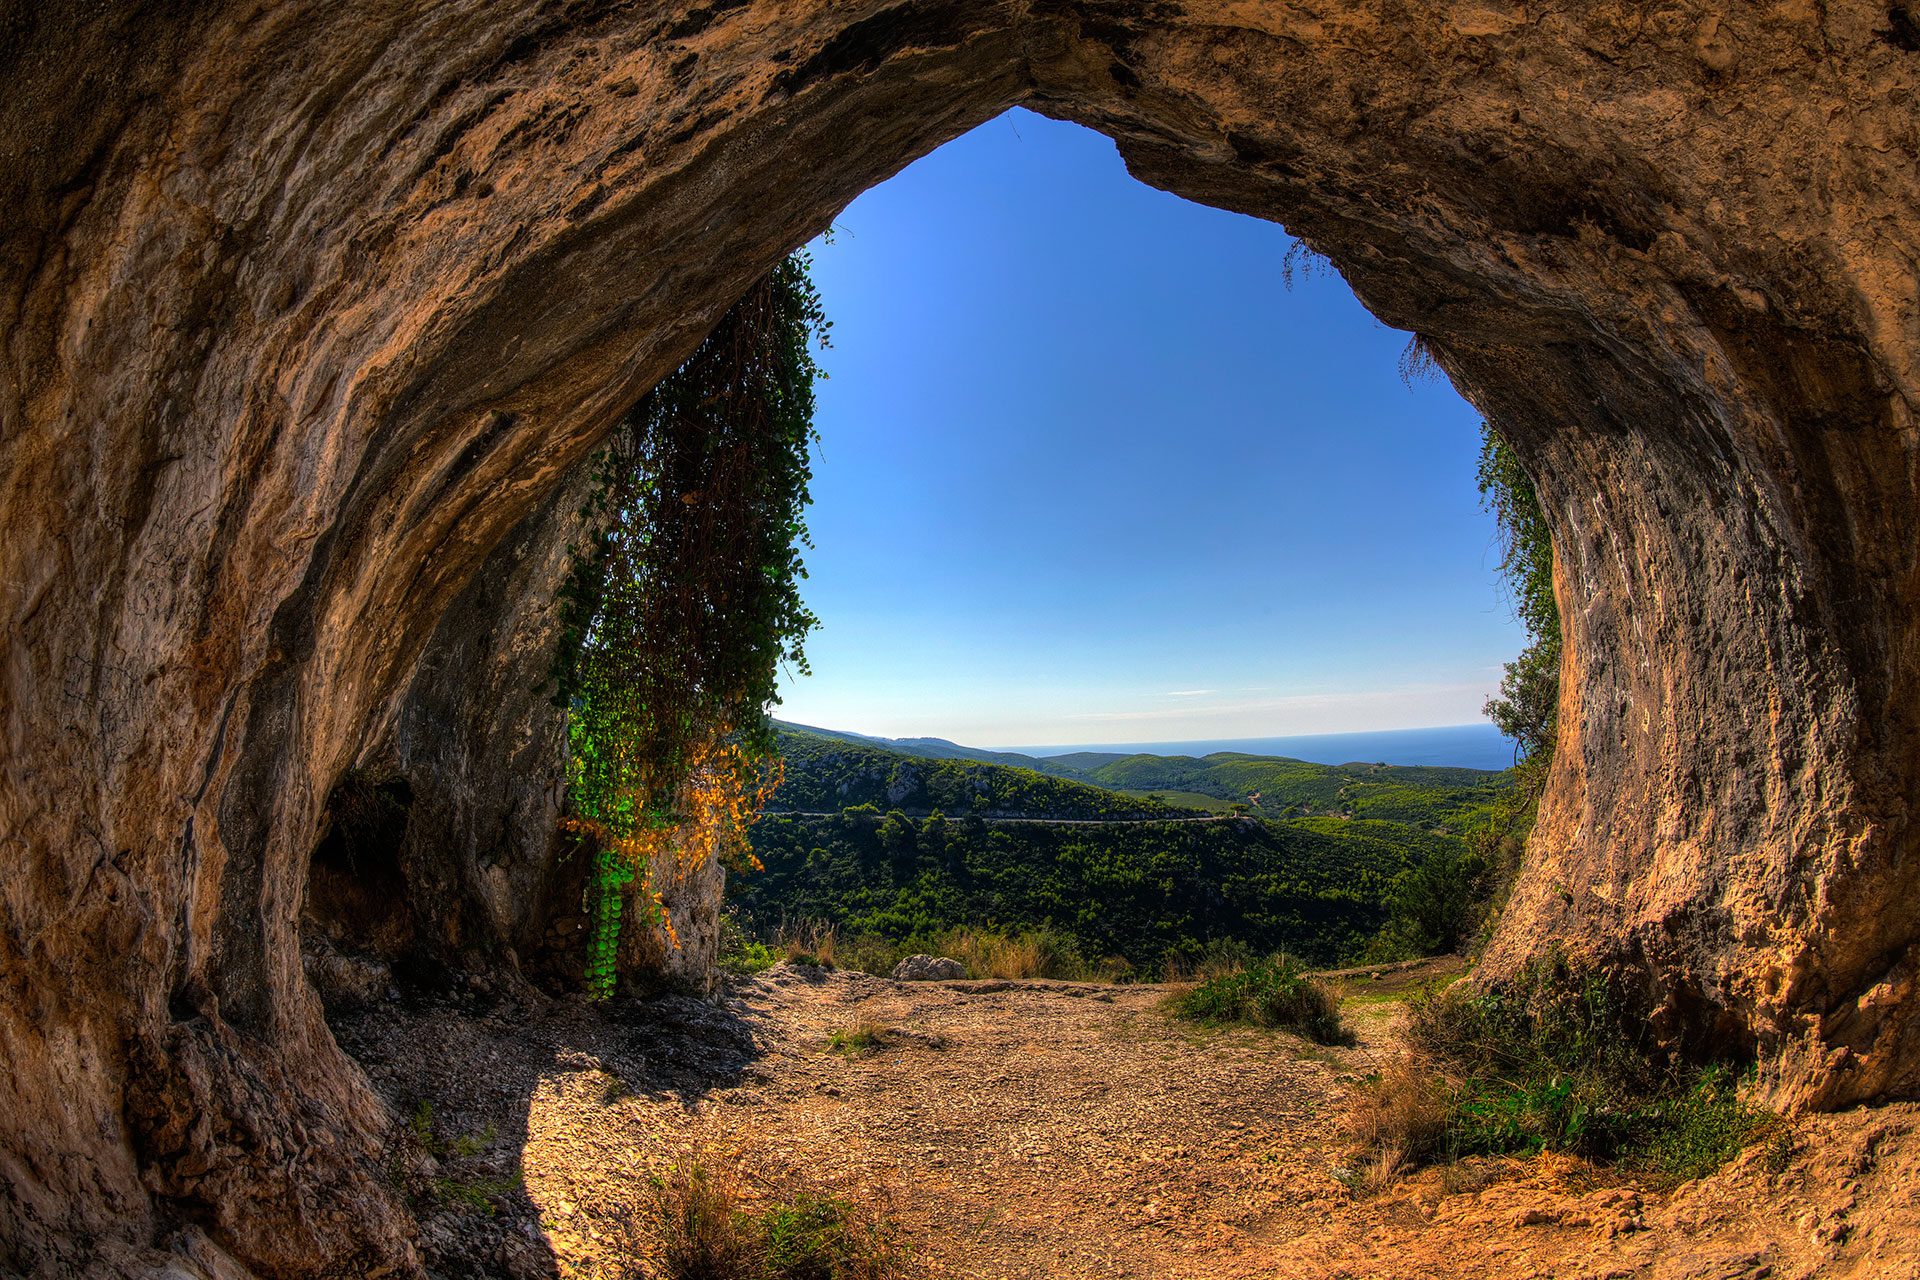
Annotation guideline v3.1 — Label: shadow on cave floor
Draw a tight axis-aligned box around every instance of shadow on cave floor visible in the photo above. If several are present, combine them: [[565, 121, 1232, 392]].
[[329, 973, 780, 1280]]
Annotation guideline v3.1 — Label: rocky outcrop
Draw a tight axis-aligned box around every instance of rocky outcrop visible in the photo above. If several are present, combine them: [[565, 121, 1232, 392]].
[[2, 1, 1918, 1275], [893, 954, 968, 982]]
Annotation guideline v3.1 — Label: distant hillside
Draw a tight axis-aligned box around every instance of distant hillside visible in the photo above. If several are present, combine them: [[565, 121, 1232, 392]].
[[743, 725, 1497, 971], [770, 729, 1191, 821], [771, 719, 1084, 778], [740, 806, 1451, 969], [1043, 751, 1132, 772], [1073, 753, 1511, 832]]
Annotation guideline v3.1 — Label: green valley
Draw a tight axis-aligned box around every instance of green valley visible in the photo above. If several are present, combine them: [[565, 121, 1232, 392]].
[[730, 726, 1516, 973]]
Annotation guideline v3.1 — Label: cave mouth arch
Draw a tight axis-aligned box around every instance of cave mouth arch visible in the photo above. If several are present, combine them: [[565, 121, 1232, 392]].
[[4, 3, 1917, 1276]]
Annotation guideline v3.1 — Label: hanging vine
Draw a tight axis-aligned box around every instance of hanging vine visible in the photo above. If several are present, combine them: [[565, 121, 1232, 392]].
[[548, 252, 827, 998]]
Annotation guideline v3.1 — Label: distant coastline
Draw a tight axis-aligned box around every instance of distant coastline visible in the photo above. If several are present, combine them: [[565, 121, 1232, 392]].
[[1003, 722, 1518, 773]]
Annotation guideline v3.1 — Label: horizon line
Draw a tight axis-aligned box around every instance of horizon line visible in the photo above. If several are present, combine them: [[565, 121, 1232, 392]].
[[990, 721, 1504, 754]]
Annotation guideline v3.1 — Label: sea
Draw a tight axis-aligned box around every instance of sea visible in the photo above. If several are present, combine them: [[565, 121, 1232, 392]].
[[1005, 722, 1518, 773]]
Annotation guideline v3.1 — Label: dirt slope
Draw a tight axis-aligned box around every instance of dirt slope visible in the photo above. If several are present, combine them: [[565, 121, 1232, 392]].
[[336, 964, 1919, 1279]]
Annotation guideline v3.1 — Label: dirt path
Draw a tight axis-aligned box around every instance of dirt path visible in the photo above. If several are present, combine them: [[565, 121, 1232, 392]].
[[338, 964, 1920, 1280]]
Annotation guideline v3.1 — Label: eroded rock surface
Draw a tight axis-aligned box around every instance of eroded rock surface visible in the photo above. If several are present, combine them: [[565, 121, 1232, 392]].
[[2, 2, 1918, 1275]]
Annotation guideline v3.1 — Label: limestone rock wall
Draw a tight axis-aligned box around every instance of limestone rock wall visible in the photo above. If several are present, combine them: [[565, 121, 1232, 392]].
[[380, 450, 586, 988], [2, 1, 1917, 1275]]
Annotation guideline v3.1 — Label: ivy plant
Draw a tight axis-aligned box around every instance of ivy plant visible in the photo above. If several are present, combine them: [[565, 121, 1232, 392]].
[[547, 252, 827, 997]]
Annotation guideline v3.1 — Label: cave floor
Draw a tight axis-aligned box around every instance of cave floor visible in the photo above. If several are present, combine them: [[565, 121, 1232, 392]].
[[332, 963, 1920, 1280]]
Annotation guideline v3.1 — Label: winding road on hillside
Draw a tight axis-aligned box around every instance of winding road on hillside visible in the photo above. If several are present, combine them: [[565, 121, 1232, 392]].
[[763, 810, 1256, 826]]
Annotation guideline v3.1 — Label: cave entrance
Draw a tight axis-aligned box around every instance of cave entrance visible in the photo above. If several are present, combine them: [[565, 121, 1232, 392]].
[[12, 4, 1920, 1275], [304, 771, 416, 1008], [704, 109, 1548, 981]]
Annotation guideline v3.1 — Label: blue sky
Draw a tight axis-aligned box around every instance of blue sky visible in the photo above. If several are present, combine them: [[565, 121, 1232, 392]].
[[774, 109, 1523, 748]]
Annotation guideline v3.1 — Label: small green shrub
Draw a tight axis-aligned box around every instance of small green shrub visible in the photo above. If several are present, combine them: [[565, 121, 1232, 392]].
[[759, 1193, 908, 1280], [826, 1015, 888, 1058], [719, 910, 782, 975], [645, 1160, 911, 1280], [1354, 956, 1778, 1182], [1167, 957, 1348, 1044], [1643, 1064, 1781, 1183]]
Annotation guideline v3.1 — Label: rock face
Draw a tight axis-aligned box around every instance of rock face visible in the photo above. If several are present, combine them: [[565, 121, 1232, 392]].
[[2, 1, 1917, 1275]]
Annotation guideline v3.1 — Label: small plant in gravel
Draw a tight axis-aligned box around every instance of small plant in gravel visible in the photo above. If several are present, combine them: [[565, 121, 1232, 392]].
[[1166, 957, 1349, 1044], [432, 1173, 521, 1217], [1347, 954, 1781, 1184], [649, 1162, 757, 1280], [389, 1103, 519, 1216], [758, 1192, 909, 1280], [826, 1014, 890, 1058], [778, 919, 840, 968], [644, 1159, 911, 1280]]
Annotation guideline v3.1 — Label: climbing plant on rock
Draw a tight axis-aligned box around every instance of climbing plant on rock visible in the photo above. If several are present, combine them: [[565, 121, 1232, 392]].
[[1478, 423, 1561, 776], [548, 252, 826, 997]]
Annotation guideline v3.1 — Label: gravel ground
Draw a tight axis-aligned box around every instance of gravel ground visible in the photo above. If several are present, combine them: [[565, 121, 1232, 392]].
[[334, 960, 1920, 1280]]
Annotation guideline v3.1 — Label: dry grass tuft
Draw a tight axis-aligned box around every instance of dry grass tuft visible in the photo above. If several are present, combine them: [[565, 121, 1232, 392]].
[[647, 1160, 756, 1280], [944, 929, 1046, 980], [776, 919, 839, 968], [940, 927, 1131, 982], [637, 1155, 914, 1280], [1160, 938, 1255, 984], [1342, 1054, 1450, 1185]]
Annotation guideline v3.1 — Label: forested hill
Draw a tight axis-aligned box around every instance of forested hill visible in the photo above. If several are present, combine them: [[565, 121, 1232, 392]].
[[770, 725, 1514, 833], [738, 727, 1511, 969], [740, 806, 1457, 967], [771, 719, 1083, 778], [1072, 753, 1513, 832], [769, 730, 1194, 821]]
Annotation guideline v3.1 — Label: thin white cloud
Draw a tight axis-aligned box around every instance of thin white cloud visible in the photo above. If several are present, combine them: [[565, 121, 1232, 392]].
[[1158, 689, 1216, 697]]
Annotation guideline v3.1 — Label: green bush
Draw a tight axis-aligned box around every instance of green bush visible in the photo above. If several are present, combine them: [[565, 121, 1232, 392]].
[[719, 911, 782, 974], [760, 1194, 907, 1280], [1377, 846, 1486, 957], [645, 1161, 910, 1280], [1167, 957, 1348, 1044], [1373, 956, 1778, 1181]]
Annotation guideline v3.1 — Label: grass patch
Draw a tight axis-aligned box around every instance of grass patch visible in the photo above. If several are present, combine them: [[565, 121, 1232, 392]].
[[729, 916, 1130, 983], [779, 919, 841, 969], [1346, 955, 1779, 1185], [1115, 788, 1233, 813], [388, 1102, 520, 1216], [645, 1160, 911, 1280], [937, 925, 1130, 982], [826, 1014, 890, 1058], [1165, 956, 1348, 1044]]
